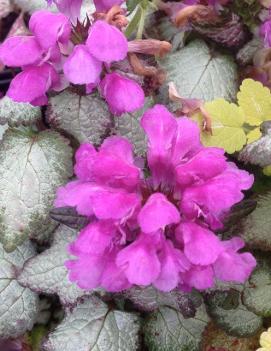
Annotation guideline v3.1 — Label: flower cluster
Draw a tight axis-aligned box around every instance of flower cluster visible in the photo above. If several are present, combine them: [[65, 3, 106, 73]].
[[55, 105, 256, 292], [0, 9, 145, 114]]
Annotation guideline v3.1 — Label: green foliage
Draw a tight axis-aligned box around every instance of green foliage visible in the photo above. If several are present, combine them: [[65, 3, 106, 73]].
[[231, 0, 261, 27]]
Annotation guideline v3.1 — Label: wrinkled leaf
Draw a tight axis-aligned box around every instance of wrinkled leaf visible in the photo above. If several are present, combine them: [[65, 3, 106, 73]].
[[144, 305, 209, 351], [114, 97, 153, 156], [202, 322, 261, 351], [50, 206, 89, 230], [13, 0, 57, 13], [240, 192, 271, 251], [159, 39, 238, 102], [193, 98, 246, 153], [47, 91, 113, 145], [206, 293, 262, 336], [18, 225, 91, 306], [243, 260, 271, 317], [0, 96, 41, 127], [0, 129, 73, 251], [239, 122, 271, 167], [0, 240, 39, 338], [43, 296, 141, 351], [122, 285, 202, 318], [236, 37, 263, 65]]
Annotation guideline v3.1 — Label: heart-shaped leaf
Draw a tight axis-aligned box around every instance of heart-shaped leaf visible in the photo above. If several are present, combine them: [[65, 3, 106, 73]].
[[47, 91, 113, 145], [0, 129, 73, 251], [144, 305, 209, 351], [18, 225, 92, 306], [159, 39, 238, 102], [42, 296, 141, 351], [0, 240, 39, 338]]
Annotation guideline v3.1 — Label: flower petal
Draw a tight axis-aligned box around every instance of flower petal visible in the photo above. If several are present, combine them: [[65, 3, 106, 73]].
[[100, 72, 144, 115], [0, 36, 43, 67], [63, 44, 102, 84], [138, 193, 180, 233]]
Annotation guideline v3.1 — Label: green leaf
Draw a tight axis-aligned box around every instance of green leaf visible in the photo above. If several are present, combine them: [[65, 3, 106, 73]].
[[0, 96, 41, 127], [125, 6, 142, 38], [0, 129, 73, 251], [126, 0, 141, 13], [243, 259, 271, 317], [206, 292, 262, 336], [144, 305, 209, 351], [159, 39, 238, 102], [43, 296, 141, 351], [0, 240, 39, 338], [47, 91, 113, 145], [18, 225, 93, 306]]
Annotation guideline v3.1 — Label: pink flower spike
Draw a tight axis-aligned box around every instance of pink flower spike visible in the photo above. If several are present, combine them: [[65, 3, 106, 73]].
[[63, 45, 102, 85], [29, 10, 71, 50], [0, 36, 43, 67], [116, 235, 161, 285], [7, 63, 59, 105], [213, 237, 257, 283], [74, 143, 97, 181], [94, 0, 124, 12], [100, 72, 145, 115], [138, 193, 180, 233], [86, 20, 128, 63], [181, 265, 214, 290], [179, 221, 224, 265]]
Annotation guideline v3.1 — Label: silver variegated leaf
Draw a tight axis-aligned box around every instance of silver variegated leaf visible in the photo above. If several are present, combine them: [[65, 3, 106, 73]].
[[159, 39, 238, 102], [0, 240, 39, 338], [47, 91, 113, 145], [0, 96, 41, 127], [0, 129, 73, 252], [114, 98, 153, 156], [43, 296, 141, 351], [144, 305, 209, 351], [18, 225, 92, 306], [12, 0, 57, 13]]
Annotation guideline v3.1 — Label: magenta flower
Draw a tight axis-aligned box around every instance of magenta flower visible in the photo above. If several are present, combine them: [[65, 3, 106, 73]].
[[55, 104, 256, 293], [47, 0, 83, 23], [63, 20, 145, 115], [93, 0, 124, 12], [0, 10, 71, 105]]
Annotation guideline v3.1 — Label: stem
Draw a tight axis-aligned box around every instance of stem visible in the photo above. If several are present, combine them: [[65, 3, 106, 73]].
[[136, 5, 146, 39]]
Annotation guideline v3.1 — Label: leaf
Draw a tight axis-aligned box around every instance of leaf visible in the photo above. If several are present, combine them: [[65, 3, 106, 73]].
[[0, 129, 73, 252], [202, 322, 262, 351], [122, 286, 202, 318], [42, 296, 141, 351], [47, 91, 113, 145], [18, 225, 92, 306], [0, 96, 41, 127], [13, 0, 57, 13], [246, 127, 262, 144], [125, 6, 142, 37], [0, 0, 13, 19], [159, 39, 238, 102], [240, 192, 271, 251], [114, 97, 153, 156], [243, 260, 271, 317], [237, 79, 271, 126], [206, 292, 262, 336], [239, 122, 271, 167], [144, 305, 209, 351], [0, 240, 39, 338], [50, 206, 89, 230], [236, 37, 263, 66], [192, 99, 247, 153]]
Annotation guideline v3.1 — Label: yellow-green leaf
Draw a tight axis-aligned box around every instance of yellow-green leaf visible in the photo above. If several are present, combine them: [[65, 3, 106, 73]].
[[237, 79, 271, 126], [192, 99, 247, 154], [246, 127, 262, 144]]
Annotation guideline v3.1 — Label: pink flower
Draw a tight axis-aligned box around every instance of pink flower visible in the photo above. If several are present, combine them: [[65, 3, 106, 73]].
[[55, 105, 256, 292], [93, 0, 124, 12], [260, 19, 271, 47], [0, 10, 71, 105], [100, 72, 145, 115], [47, 0, 83, 23]]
